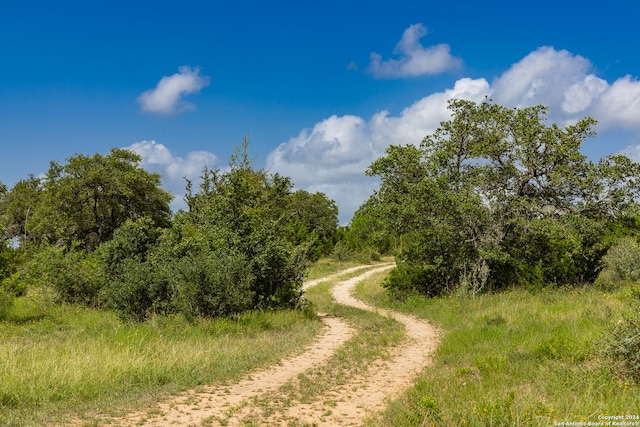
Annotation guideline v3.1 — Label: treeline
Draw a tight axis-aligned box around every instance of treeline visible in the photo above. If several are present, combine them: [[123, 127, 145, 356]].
[[0, 140, 338, 320]]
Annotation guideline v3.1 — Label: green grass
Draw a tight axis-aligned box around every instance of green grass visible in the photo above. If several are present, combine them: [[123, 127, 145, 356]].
[[0, 292, 322, 426], [356, 279, 640, 426], [304, 258, 363, 281], [0, 259, 388, 426]]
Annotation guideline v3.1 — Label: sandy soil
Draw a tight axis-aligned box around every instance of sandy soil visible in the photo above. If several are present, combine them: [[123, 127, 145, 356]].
[[96, 264, 440, 426]]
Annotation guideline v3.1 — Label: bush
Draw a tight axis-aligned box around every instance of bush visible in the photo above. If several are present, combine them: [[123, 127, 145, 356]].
[[173, 251, 254, 319], [604, 313, 640, 382], [102, 258, 173, 321], [1, 273, 27, 297], [599, 238, 640, 283], [384, 261, 448, 298], [0, 290, 13, 320], [16, 246, 103, 306]]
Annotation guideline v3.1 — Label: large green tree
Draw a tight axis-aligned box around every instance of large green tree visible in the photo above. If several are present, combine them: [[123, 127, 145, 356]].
[[364, 99, 640, 296], [1, 149, 173, 251]]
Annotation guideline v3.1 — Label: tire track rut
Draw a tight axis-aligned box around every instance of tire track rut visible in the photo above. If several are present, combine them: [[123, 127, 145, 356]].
[[96, 264, 439, 426]]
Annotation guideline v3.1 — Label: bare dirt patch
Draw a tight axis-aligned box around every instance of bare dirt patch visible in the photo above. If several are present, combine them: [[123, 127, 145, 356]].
[[93, 264, 439, 426]]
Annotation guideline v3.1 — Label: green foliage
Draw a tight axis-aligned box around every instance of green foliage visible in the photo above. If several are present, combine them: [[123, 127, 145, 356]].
[[0, 289, 12, 320], [363, 99, 640, 296], [283, 189, 339, 260], [0, 149, 172, 251], [599, 238, 640, 283], [102, 257, 173, 321], [25, 246, 104, 306], [1, 273, 27, 298], [600, 241, 640, 382], [0, 141, 338, 320], [0, 241, 18, 279], [171, 250, 254, 319], [98, 217, 161, 277], [179, 142, 312, 315], [100, 140, 333, 320], [605, 314, 640, 383]]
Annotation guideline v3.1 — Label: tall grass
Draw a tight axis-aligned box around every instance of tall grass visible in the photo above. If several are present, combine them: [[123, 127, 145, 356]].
[[357, 281, 640, 426], [0, 259, 387, 426], [0, 292, 321, 426]]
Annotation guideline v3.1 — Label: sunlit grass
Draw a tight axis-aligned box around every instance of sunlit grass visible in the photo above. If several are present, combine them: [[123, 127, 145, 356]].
[[304, 256, 394, 283], [357, 280, 640, 426], [0, 291, 322, 426], [0, 258, 390, 426], [304, 258, 364, 281]]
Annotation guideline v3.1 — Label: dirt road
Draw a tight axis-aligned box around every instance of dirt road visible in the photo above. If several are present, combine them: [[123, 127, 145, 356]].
[[107, 264, 439, 426]]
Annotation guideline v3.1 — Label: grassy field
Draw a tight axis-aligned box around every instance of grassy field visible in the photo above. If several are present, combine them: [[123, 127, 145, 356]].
[[0, 289, 324, 425], [0, 260, 392, 426], [3, 258, 638, 426], [356, 279, 640, 426]]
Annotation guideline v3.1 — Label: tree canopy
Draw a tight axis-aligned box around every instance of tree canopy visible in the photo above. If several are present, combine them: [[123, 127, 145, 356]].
[[358, 99, 640, 296], [0, 141, 339, 320], [1, 149, 173, 251]]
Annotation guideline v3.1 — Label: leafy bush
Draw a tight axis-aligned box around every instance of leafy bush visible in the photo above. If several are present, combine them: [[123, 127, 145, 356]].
[[98, 217, 161, 277], [1, 273, 27, 297], [604, 313, 640, 382], [0, 240, 22, 283], [385, 261, 447, 298], [15, 246, 103, 305], [102, 257, 173, 321], [0, 290, 13, 320], [172, 250, 254, 319], [599, 238, 640, 283]]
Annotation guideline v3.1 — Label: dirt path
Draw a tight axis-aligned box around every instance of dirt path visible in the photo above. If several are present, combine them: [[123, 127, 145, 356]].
[[104, 264, 439, 426]]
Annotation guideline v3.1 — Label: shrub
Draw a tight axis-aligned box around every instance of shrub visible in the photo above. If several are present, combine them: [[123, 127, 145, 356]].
[[17, 246, 103, 306], [384, 261, 448, 298], [604, 314, 640, 382], [1, 273, 27, 297], [0, 290, 13, 320], [599, 238, 640, 283], [102, 257, 173, 321], [173, 251, 254, 319]]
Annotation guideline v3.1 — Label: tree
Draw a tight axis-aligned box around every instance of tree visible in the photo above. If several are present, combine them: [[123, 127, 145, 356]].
[[0, 175, 42, 246], [284, 190, 339, 260], [183, 140, 312, 311], [1, 149, 173, 251], [365, 99, 640, 296], [102, 140, 336, 320]]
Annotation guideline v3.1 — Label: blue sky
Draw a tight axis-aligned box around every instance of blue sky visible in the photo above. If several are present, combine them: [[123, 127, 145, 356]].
[[2, 0, 640, 223]]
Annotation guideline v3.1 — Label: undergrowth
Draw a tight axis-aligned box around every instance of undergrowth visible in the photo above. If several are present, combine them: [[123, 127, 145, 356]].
[[357, 280, 640, 426]]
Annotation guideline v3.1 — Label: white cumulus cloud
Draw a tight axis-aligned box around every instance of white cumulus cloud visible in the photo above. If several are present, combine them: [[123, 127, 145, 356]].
[[125, 140, 218, 212], [368, 23, 462, 79], [593, 75, 640, 129], [492, 47, 640, 128], [137, 66, 210, 115]]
